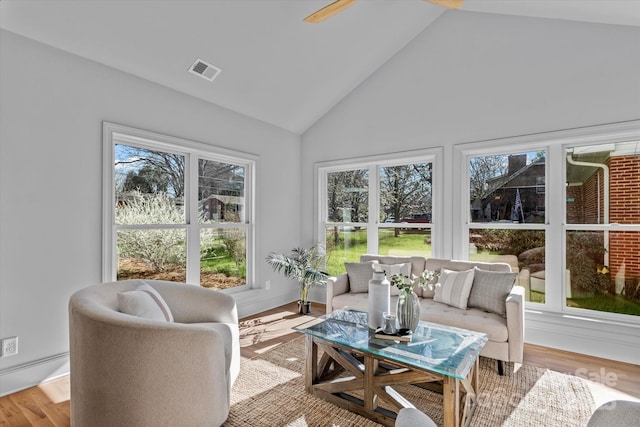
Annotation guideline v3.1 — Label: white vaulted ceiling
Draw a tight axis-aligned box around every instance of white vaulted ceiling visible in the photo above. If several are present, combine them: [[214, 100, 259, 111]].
[[1, 0, 639, 134]]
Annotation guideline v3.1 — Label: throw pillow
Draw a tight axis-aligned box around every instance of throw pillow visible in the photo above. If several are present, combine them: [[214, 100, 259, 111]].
[[346, 261, 378, 293], [434, 268, 475, 309], [378, 263, 412, 295], [118, 283, 174, 322], [468, 268, 517, 317]]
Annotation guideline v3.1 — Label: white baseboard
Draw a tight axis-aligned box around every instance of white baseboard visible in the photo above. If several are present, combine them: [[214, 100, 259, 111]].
[[231, 288, 298, 320], [0, 352, 70, 397], [525, 310, 640, 365]]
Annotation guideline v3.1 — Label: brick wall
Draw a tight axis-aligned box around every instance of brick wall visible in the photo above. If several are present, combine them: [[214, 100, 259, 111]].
[[567, 168, 604, 224], [609, 231, 640, 281], [608, 155, 640, 280], [609, 156, 640, 224], [566, 185, 584, 223], [567, 155, 640, 282], [584, 168, 604, 224]]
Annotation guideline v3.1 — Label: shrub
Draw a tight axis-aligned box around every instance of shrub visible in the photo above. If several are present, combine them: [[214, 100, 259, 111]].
[[116, 191, 186, 271], [566, 231, 607, 294]]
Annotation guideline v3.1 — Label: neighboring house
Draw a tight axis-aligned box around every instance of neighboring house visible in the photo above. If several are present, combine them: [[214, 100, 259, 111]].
[[201, 195, 244, 221], [473, 154, 546, 224], [567, 149, 640, 283], [474, 150, 639, 291]]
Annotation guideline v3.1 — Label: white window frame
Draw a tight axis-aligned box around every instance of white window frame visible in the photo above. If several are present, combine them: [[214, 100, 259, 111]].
[[454, 120, 640, 325], [315, 148, 443, 258], [102, 122, 256, 289], [562, 140, 640, 320], [456, 143, 550, 304]]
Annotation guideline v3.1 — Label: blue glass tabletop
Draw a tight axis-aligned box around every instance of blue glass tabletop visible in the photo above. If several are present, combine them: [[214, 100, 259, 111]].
[[293, 309, 488, 380]]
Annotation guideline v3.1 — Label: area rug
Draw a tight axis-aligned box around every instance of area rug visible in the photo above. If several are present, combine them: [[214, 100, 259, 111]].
[[224, 336, 595, 427]]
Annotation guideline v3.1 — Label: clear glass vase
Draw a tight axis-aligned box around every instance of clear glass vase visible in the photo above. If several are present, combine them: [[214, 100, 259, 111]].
[[396, 289, 420, 332]]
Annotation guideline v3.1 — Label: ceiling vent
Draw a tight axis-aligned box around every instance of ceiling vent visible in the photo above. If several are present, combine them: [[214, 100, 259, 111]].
[[188, 58, 222, 82]]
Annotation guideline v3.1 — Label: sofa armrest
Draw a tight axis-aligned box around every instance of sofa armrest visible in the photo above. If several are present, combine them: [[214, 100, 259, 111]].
[[505, 285, 525, 363], [326, 273, 349, 313]]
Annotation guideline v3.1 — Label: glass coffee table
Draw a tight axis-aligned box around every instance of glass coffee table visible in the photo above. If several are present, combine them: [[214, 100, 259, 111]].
[[293, 309, 488, 427]]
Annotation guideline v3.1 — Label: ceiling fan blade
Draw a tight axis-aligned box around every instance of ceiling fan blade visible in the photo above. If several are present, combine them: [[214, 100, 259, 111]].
[[304, 0, 358, 23], [424, 0, 464, 9]]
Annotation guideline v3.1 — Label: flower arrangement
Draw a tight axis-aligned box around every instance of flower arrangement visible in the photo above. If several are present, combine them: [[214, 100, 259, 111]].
[[389, 274, 414, 293], [390, 269, 441, 332], [390, 269, 440, 293]]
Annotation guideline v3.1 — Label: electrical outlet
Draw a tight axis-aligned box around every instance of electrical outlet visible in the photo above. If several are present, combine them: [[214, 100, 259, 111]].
[[265, 280, 271, 290], [1, 336, 18, 357]]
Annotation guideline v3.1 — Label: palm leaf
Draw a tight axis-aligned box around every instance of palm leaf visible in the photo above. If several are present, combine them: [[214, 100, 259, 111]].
[[266, 245, 328, 302]]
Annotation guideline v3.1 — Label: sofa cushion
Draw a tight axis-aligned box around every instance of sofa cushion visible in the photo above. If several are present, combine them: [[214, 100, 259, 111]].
[[361, 255, 426, 295], [346, 261, 378, 293], [419, 299, 509, 342], [332, 293, 371, 313], [117, 283, 174, 322], [331, 295, 509, 343], [434, 268, 475, 309], [423, 258, 511, 298], [379, 262, 411, 295], [361, 255, 425, 277], [468, 268, 517, 317]]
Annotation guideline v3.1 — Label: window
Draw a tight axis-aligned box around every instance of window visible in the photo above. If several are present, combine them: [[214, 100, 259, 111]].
[[319, 151, 439, 276], [565, 141, 640, 317], [103, 123, 255, 290], [536, 176, 545, 194], [466, 150, 547, 303], [458, 123, 640, 321]]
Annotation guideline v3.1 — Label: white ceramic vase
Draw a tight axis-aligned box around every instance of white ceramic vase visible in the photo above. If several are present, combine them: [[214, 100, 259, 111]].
[[368, 270, 390, 329]]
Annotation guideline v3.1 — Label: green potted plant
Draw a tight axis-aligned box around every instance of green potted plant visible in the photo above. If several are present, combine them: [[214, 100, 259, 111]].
[[266, 245, 329, 314]]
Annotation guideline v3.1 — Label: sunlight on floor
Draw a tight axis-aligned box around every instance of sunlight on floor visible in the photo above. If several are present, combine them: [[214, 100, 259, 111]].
[[254, 342, 284, 354], [38, 376, 70, 404], [284, 415, 308, 426], [232, 358, 301, 403]]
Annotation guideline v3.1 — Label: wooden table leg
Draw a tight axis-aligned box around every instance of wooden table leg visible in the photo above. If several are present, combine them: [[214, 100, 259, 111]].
[[364, 356, 378, 411], [472, 358, 479, 395], [305, 335, 317, 393], [443, 376, 461, 427]]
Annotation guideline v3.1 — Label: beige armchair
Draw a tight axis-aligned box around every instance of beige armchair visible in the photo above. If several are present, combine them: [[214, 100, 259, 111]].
[[69, 279, 240, 427]]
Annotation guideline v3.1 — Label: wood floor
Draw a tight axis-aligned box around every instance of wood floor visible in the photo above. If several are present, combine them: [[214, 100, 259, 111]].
[[1, 302, 638, 426]]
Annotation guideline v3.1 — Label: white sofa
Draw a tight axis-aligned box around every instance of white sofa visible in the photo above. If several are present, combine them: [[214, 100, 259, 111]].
[[326, 255, 525, 372], [69, 279, 240, 427]]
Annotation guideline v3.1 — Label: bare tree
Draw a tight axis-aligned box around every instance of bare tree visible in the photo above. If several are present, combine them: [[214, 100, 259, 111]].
[[115, 145, 185, 198], [326, 169, 368, 222], [380, 163, 432, 223], [198, 159, 244, 200], [469, 155, 508, 202]]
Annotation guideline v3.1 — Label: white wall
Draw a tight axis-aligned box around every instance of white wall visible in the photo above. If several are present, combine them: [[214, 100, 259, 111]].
[[301, 11, 640, 361], [0, 30, 301, 395]]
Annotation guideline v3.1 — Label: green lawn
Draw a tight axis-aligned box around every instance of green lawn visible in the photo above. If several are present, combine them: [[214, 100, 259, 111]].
[[200, 238, 245, 278], [567, 293, 640, 316], [528, 290, 545, 303], [325, 229, 431, 276], [325, 229, 367, 276], [526, 289, 640, 315], [201, 256, 245, 278]]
